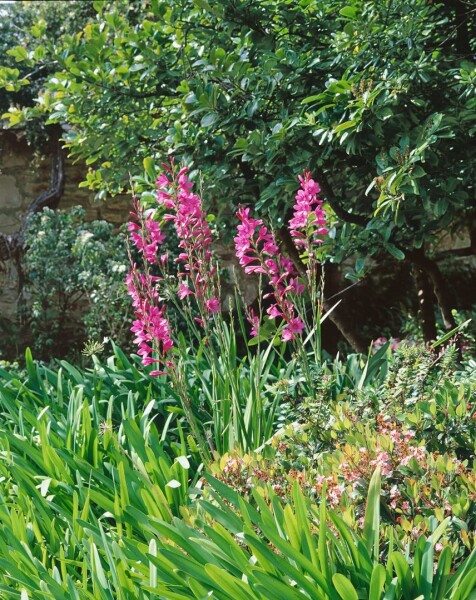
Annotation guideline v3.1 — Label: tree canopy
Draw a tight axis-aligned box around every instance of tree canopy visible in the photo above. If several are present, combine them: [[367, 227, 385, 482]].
[[1, 0, 474, 348]]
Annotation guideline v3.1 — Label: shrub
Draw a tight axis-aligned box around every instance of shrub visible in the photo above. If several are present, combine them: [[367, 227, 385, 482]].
[[22, 206, 132, 359]]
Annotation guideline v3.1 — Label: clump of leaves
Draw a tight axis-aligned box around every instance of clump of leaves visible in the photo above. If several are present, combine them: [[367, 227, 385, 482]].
[[22, 206, 133, 359]]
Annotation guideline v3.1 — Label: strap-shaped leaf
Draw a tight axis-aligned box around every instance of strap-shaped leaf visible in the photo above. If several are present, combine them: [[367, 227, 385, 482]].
[[363, 467, 381, 560]]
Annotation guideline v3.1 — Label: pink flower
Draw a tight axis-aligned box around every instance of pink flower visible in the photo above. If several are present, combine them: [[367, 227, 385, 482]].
[[235, 205, 308, 343], [128, 204, 165, 265], [370, 451, 392, 476], [178, 283, 194, 299], [206, 297, 220, 314], [282, 317, 305, 341], [126, 261, 173, 374], [248, 308, 260, 337], [285, 278, 305, 295], [156, 164, 220, 325], [390, 430, 401, 443], [267, 305, 283, 319], [289, 169, 327, 250]]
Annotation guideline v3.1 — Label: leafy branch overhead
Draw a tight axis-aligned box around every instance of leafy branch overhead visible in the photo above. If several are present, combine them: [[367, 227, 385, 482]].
[[1, 1, 473, 235], [0, 0, 474, 345]]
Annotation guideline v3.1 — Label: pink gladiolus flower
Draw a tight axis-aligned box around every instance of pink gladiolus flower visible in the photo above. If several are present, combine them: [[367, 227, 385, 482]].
[[248, 308, 260, 337], [126, 262, 173, 375], [289, 169, 327, 250], [235, 204, 309, 342], [206, 297, 220, 313], [156, 164, 221, 325], [282, 317, 305, 341], [128, 204, 165, 265], [178, 283, 194, 299], [267, 305, 283, 319]]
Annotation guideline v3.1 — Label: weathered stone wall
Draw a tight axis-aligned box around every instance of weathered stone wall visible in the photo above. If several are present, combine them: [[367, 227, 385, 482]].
[[0, 130, 130, 322], [0, 130, 257, 337]]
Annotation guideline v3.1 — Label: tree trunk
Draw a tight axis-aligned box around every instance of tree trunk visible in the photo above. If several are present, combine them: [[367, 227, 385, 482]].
[[0, 124, 65, 262], [322, 262, 369, 354], [412, 266, 437, 341], [407, 249, 456, 331], [0, 125, 65, 330]]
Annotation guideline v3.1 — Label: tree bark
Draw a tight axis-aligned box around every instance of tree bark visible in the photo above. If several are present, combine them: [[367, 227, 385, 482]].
[[0, 125, 65, 332], [0, 125, 65, 262], [407, 249, 457, 331], [322, 262, 369, 354], [412, 266, 437, 341]]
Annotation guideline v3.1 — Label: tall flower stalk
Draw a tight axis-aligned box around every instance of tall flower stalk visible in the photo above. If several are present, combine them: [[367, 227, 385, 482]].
[[234, 168, 327, 386], [288, 169, 328, 363], [157, 163, 221, 329], [127, 162, 327, 462]]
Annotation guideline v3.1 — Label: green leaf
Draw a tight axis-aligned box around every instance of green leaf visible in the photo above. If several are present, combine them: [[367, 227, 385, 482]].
[[334, 120, 356, 134], [204, 564, 255, 600], [369, 564, 386, 600], [143, 156, 155, 179], [201, 112, 218, 127], [419, 540, 434, 600], [7, 46, 28, 62], [384, 243, 405, 260], [332, 574, 359, 600], [390, 553, 414, 599], [33, 45, 46, 61], [431, 319, 471, 349], [433, 546, 452, 600], [457, 569, 476, 600], [363, 468, 381, 559], [339, 6, 358, 18], [302, 95, 325, 105]]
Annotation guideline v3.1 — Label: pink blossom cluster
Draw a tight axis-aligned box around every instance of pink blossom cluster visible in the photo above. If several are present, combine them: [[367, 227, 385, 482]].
[[127, 198, 174, 374], [234, 169, 328, 343], [372, 336, 400, 352], [234, 206, 305, 341], [332, 415, 470, 521], [157, 164, 220, 318], [127, 162, 225, 374], [337, 418, 428, 488], [312, 474, 346, 508], [288, 169, 327, 250], [126, 262, 173, 376], [128, 204, 165, 264]]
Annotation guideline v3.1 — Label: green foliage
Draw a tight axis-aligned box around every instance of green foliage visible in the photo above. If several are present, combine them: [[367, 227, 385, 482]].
[[146, 470, 476, 598], [22, 206, 132, 359], [0, 347, 196, 598], [1, 0, 473, 259], [0, 0, 473, 349], [0, 339, 474, 597], [0, 0, 96, 143], [0, 350, 472, 598], [258, 342, 476, 567]]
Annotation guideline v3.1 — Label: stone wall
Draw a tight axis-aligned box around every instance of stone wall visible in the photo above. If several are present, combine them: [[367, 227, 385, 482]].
[[0, 130, 131, 322], [0, 131, 257, 333]]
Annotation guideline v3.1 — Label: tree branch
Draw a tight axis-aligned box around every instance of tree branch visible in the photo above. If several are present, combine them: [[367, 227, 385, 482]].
[[0, 125, 65, 261], [406, 248, 457, 330], [314, 168, 370, 227]]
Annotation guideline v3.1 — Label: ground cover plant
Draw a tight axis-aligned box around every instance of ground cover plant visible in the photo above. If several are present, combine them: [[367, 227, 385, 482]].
[[0, 342, 474, 598]]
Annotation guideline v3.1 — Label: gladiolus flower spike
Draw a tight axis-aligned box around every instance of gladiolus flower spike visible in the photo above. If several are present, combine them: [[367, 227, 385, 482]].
[[234, 206, 305, 342]]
